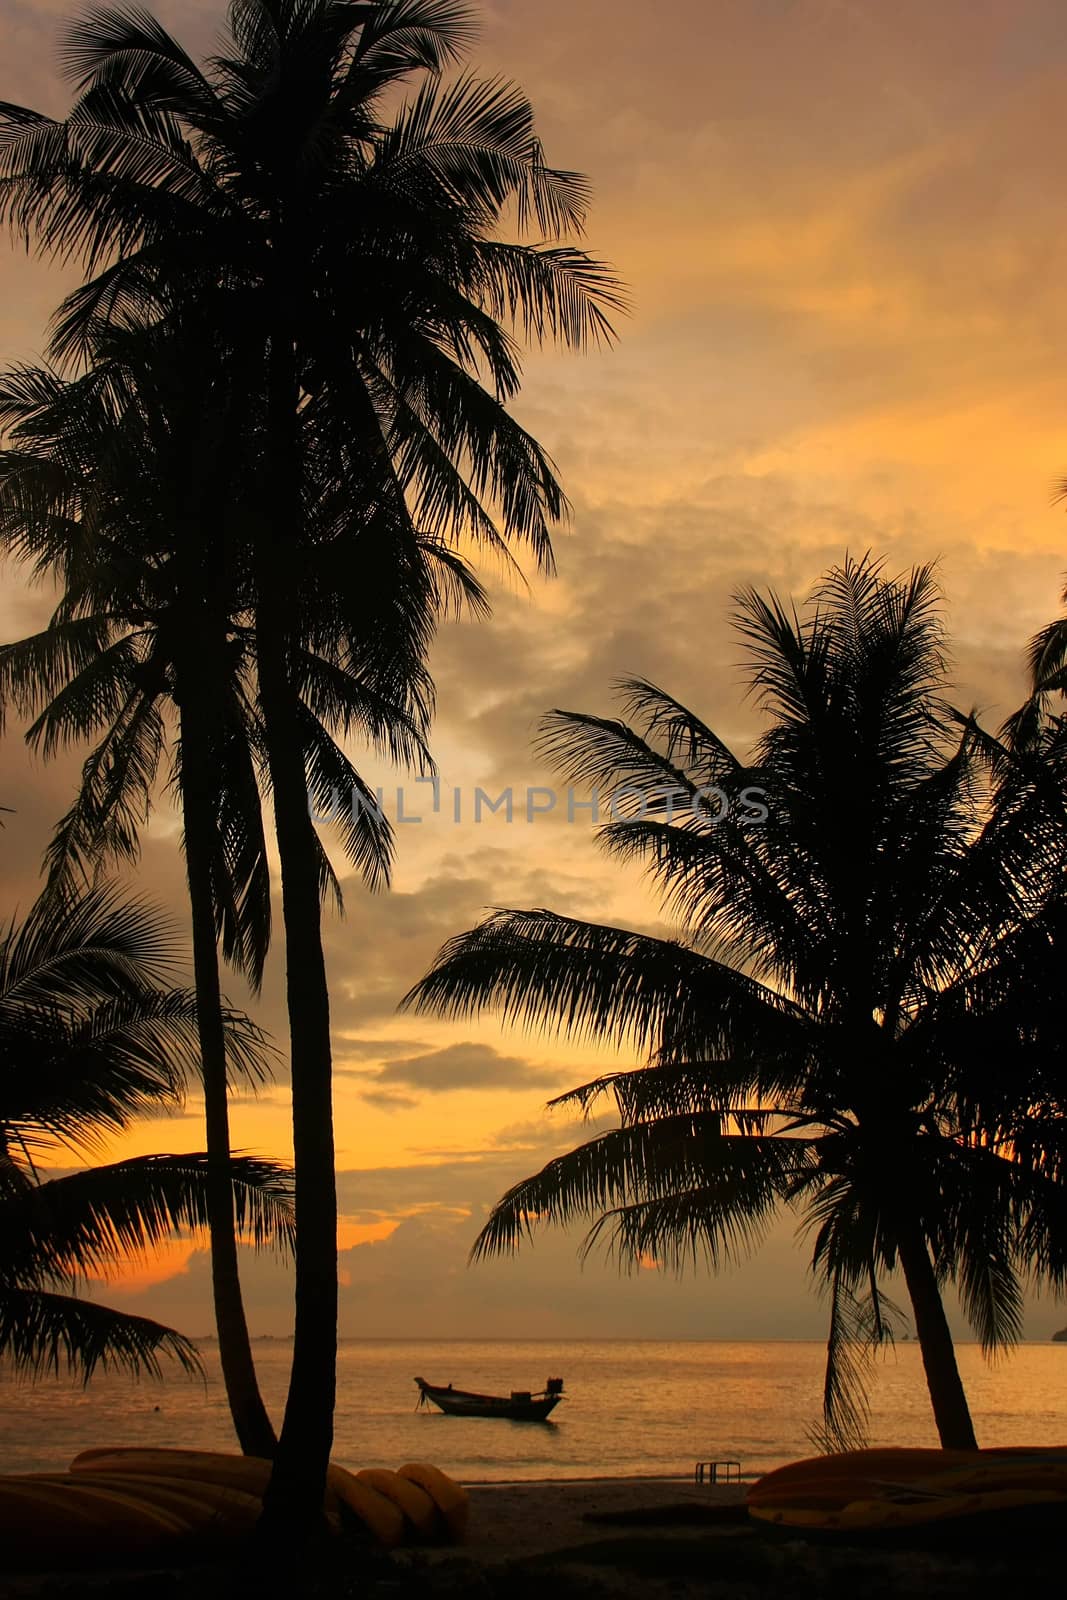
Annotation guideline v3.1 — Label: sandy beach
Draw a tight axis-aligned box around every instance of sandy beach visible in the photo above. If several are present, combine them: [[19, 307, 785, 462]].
[[0, 1470, 1056, 1600], [403, 1473, 1054, 1600], [454, 1475, 747, 1561], [0, 1479, 749, 1600], [387, 1472, 1054, 1600]]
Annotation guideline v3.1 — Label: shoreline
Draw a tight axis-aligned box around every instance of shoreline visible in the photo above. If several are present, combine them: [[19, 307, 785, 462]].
[[460, 1471, 741, 1484]]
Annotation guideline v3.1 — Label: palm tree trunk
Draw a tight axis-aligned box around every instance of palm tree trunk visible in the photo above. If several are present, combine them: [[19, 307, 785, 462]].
[[255, 642, 338, 1541], [180, 697, 277, 1459], [897, 1226, 978, 1450], [257, 275, 337, 1545]]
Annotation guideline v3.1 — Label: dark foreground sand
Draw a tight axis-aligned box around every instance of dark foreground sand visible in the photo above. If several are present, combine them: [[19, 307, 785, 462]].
[[0, 1474, 1056, 1600], [457, 1475, 747, 1560], [414, 1475, 1054, 1600]]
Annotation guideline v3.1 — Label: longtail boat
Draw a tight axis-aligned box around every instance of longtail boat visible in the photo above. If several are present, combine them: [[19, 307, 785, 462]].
[[414, 1375, 564, 1421]]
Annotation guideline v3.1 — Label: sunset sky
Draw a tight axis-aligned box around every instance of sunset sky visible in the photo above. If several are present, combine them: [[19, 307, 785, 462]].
[[2, 0, 1067, 1340]]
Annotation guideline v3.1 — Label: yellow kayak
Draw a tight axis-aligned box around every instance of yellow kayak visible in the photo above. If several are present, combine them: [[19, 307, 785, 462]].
[[0, 1448, 469, 1570], [748, 1446, 1067, 1532]]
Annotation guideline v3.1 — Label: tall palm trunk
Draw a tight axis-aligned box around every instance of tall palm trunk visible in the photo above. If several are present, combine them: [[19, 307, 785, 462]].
[[255, 638, 338, 1538], [179, 677, 277, 1458], [258, 278, 338, 1543], [897, 1226, 978, 1450]]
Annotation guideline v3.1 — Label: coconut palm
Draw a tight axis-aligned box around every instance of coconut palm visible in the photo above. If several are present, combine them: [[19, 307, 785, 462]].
[[0, 0, 622, 1529], [957, 595, 1067, 1244], [1000, 469, 1067, 746], [0, 884, 295, 1380], [406, 557, 1067, 1451], [0, 320, 434, 1452], [1000, 559, 1067, 755]]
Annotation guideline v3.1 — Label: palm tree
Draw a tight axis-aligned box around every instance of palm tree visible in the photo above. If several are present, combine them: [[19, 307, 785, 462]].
[[0, 322, 430, 1452], [1002, 474, 1067, 745], [1001, 563, 1067, 753], [0, 329, 279, 1456], [963, 574, 1067, 1255], [0, 0, 622, 1532], [0, 884, 295, 1381], [406, 557, 1067, 1452]]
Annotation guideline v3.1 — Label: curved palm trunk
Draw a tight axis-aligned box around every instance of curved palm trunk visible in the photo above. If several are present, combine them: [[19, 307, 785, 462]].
[[897, 1226, 978, 1451], [180, 692, 277, 1458]]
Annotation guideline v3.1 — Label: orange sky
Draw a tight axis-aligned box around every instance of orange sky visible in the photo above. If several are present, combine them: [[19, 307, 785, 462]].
[[2, 0, 1066, 1339]]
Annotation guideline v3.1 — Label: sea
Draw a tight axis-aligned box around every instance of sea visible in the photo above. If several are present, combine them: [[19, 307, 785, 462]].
[[3, 1340, 1065, 1483]]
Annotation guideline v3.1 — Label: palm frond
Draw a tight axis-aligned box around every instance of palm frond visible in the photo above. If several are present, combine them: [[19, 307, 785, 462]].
[[475, 241, 625, 348], [472, 1123, 812, 1269], [807, 1270, 900, 1454], [406, 906, 808, 1067], [0, 1285, 201, 1382], [0, 884, 176, 1006], [3, 1152, 294, 1287], [353, 0, 479, 79]]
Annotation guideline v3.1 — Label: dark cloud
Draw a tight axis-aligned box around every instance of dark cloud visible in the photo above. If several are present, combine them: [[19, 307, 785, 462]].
[[359, 1088, 419, 1112], [364, 1041, 566, 1094]]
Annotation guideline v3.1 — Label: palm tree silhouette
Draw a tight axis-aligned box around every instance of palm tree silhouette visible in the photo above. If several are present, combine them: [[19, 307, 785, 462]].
[[0, 0, 621, 1531], [407, 557, 1067, 1451], [0, 885, 294, 1381], [0, 319, 431, 1452], [1004, 559, 1067, 752]]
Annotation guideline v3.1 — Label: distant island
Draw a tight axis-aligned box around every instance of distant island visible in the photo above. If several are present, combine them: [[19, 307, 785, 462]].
[[1053, 1327, 1067, 1342]]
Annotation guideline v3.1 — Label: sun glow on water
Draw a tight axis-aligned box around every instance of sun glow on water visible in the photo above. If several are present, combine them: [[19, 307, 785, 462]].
[[3, 1339, 1064, 1482]]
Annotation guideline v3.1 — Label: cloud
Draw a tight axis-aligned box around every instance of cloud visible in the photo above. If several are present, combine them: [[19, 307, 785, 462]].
[[92, 1115, 1066, 1342], [366, 1041, 567, 1094], [359, 1088, 419, 1112], [334, 1036, 428, 1059], [332, 1113, 603, 1222]]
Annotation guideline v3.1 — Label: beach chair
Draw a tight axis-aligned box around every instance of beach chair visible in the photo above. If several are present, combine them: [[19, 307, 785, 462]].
[[694, 1458, 741, 1484]]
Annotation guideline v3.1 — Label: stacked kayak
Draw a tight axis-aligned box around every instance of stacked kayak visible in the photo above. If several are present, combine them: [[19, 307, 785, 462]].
[[748, 1446, 1067, 1533], [0, 1447, 468, 1570]]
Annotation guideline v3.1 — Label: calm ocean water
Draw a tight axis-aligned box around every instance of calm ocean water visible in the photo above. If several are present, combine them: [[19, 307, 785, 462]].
[[3, 1340, 1065, 1482]]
